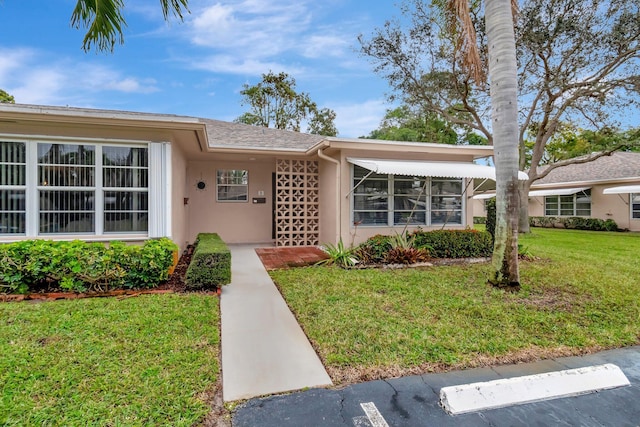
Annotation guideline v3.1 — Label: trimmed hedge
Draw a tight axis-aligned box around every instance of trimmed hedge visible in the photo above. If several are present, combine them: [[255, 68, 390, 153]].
[[529, 216, 619, 232], [185, 233, 231, 290], [355, 229, 493, 263], [0, 238, 178, 294], [411, 229, 493, 258]]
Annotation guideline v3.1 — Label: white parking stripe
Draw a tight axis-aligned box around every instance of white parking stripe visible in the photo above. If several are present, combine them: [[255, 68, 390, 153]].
[[360, 402, 390, 427]]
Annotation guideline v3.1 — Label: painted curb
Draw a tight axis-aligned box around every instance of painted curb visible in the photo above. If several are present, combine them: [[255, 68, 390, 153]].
[[440, 363, 630, 415]]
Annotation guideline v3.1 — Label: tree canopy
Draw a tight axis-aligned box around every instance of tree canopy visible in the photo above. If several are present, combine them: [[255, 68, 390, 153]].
[[364, 105, 488, 144], [359, 0, 640, 228], [235, 72, 338, 136], [0, 89, 15, 104], [70, 0, 189, 52]]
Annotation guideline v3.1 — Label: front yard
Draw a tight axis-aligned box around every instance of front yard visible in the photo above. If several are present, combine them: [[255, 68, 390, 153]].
[[271, 228, 640, 384], [1, 228, 639, 424], [0, 294, 220, 426]]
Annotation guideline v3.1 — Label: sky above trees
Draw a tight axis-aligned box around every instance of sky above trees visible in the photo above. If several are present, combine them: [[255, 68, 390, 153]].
[[0, 0, 393, 137]]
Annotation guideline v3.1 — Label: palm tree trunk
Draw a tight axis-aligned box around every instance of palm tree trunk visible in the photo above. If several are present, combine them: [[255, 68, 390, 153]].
[[485, 0, 520, 288]]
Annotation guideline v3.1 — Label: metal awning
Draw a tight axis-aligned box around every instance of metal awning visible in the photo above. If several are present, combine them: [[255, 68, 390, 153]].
[[472, 193, 497, 200], [472, 187, 590, 200], [348, 158, 529, 180], [603, 185, 640, 194], [527, 187, 591, 197]]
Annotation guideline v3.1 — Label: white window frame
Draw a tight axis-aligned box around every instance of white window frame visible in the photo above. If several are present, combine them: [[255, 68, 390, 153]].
[[544, 190, 591, 217], [216, 169, 249, 202], [631, 193, 640, 220], [0, 141, 27, 235], [0, 136, 170, 241], [351, 165, 465, 227]]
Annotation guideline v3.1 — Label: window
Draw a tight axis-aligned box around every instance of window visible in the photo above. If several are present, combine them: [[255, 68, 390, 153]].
[[38, 143, 96, 233], [0, 140, 153, 237], [632, 194, 640, 220], [103, 146, 149, 232], [352, 165, 463, 226], [0, 142, 26, 234], [217, 169, 248, 202], [544, 190, 591, 216]]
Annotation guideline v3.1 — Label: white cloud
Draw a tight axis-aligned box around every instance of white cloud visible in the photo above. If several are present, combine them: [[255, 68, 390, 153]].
[[194, 54, 305, 75], [0, 47, 36, 84], [301, 34, 350, 59], [0, 47, 159, 104], [333, 99, 389, 138], [182, 0, 355, 75]]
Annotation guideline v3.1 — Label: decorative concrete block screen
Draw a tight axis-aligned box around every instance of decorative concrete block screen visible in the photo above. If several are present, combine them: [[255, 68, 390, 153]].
[[275, 159, 319, 246]]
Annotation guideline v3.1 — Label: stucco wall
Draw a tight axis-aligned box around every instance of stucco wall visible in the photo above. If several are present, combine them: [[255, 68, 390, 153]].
[[528, 185, 640, 231], [186, 159, 275, 244], [170, 143, 188, 251], [318, 157, 338, 245]]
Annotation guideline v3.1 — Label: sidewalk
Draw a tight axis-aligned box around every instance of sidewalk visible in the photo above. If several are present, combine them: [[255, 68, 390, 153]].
[[220, 245, 332, 402]]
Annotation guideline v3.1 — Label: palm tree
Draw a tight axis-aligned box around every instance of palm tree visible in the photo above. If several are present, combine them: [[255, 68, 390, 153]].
[[448, 0, 521, 288], [71, 0, 189, 52]]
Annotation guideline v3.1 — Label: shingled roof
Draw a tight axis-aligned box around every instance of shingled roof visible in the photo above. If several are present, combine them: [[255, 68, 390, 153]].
[[200, 118, 324, 151], [535, 152, 640, 184], [0, 104, 326, 152]]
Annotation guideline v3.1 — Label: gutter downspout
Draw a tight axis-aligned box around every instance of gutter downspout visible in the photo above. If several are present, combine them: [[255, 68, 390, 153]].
[[317, 147, 341, 244]]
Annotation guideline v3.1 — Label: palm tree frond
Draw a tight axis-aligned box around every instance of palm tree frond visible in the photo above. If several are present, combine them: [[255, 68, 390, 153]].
[[71, 0, 190, 52], [447, 0, 484, 84], [71, 0, 126, 52], [161, 0, 190, 20]]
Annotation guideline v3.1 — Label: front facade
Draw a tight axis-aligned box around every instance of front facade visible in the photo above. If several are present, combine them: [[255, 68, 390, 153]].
[[0, 104, 498, 250], [474, 152, 640, 231]]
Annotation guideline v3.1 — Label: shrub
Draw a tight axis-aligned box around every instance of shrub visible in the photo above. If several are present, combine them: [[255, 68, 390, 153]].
[[185, 233, 231, 290], [0, 238, 178, 294], [485, 198, 496, 242], [473, 216, 487, 224], [384, 232, 430, 264], [353, 234, 391, 264], [317, 239, 359, 268], [411, 229, 493, 258], [529, 216, 619, 232]]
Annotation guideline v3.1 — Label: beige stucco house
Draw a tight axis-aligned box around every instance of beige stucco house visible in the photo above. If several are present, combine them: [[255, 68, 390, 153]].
[[1, 104, 511, 250], [474, 152, 640, 231]]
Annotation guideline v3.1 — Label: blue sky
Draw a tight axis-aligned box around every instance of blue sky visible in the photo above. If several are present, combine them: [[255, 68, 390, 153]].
[[0, 0, 400, 137]]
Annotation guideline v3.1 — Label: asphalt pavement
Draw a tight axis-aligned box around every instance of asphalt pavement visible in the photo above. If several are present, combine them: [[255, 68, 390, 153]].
[[233, 346, 640, 426]]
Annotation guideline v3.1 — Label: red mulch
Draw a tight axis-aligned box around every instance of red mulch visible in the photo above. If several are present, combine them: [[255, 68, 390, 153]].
[[255, 246, 328, 270]]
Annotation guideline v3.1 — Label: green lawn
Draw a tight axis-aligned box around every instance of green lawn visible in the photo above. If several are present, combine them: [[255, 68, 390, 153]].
[[0, 294, 220, 426], [271, 228, 640, 384]]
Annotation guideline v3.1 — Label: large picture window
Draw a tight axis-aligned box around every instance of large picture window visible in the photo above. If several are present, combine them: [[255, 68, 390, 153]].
[[352, 165, 463, 226], [0, 140, 152, 237], [632, 194, 640, 220], [545, 190, 591, 217]]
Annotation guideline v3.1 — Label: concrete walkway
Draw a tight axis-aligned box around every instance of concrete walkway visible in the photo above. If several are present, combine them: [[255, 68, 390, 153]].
[[220, 245, 332, 402]]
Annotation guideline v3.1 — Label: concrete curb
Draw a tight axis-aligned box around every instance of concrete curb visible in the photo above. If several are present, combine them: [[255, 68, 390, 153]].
[[440, 363, 630, 415]]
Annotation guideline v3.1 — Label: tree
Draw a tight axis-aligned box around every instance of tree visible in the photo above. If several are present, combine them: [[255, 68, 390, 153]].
[[482, 0, 521, 288], [70, 0, 189, 52], [235, 72, 338, 136], [361, 0, 521, 287], [363, 104, 488, 144], [523, 125, 640, 167], [0, 89, 15, 104], [359, 0, 640, 234]]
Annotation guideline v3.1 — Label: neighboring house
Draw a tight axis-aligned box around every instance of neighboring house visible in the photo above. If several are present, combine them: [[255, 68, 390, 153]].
[[474, 152, 640, 231], [1, 103, 513, 250]]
